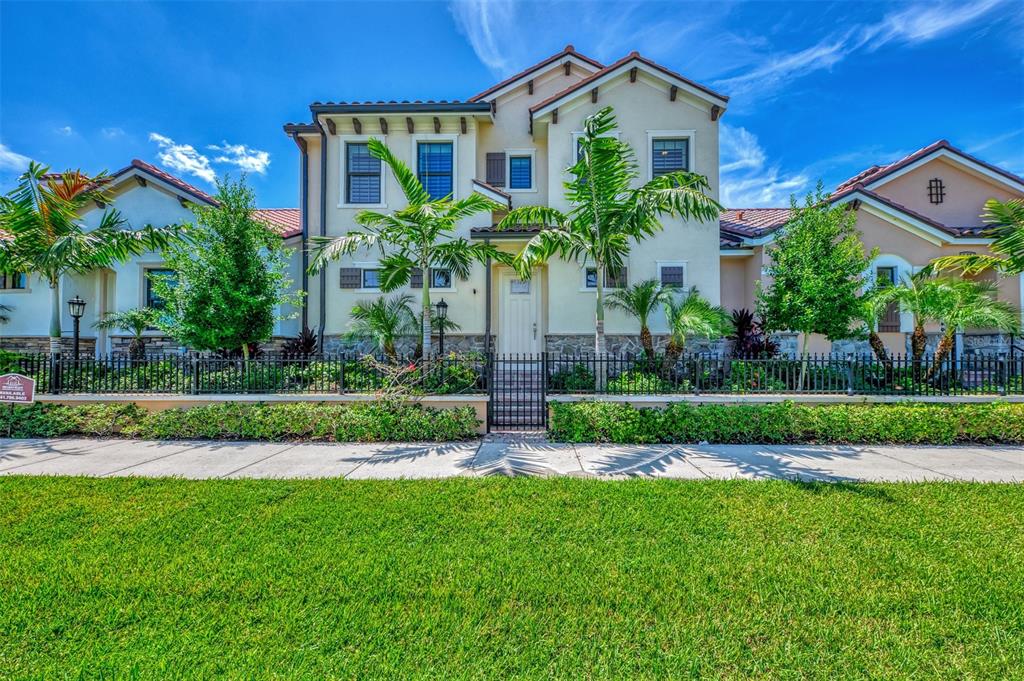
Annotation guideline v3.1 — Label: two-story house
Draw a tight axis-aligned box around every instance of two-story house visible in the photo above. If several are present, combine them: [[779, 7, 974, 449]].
[[283, 45, 729, 355]]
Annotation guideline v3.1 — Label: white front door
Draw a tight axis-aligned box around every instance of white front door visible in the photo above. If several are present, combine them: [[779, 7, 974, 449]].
[[499, 270, 540, 354]]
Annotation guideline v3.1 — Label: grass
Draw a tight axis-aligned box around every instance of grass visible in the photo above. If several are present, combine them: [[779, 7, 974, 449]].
[[1, 477, 1022, 679]]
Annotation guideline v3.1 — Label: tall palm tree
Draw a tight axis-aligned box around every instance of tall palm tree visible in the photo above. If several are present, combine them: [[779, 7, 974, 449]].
[[0, 163, 182, 355], [661, 287, 732, 372], [606, 279, 671, 362], [498, 106, 720, 355], [346, 293, 418, 361], [95, 308, 158, 359], [308, 139, 508, 358], [928, 198, 1024, 276]]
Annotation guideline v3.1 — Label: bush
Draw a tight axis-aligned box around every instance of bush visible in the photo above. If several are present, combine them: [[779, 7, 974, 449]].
[[606, 370, 671, 394], [548, 400, 1024, 445], [0, 401, 479, 442], [548, 364, 596, 392]]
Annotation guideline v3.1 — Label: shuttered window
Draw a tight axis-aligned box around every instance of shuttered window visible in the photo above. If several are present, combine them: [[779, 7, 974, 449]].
[[339, 268, 362, 289], [485, 153, 506, 187], [509, 155, 532, 190], [346, 143, 381, 204], [418, 142, 453, 200], [410, 267, 452, 289], [659, 265, 685, 288], [652, 138, 689, 177]]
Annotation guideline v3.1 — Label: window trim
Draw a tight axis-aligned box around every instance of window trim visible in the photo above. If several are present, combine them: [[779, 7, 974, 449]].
[[645, 130, 696, 181], [579, 264, 626, 292], [411, 133, 458, 201], [141, 265, 175, 309], [505, 148, 536, 193], [656, 260, 688, 290], [427, 267, 456, 292], [0, 271, 29, 293], [338, 135, 387, 209]]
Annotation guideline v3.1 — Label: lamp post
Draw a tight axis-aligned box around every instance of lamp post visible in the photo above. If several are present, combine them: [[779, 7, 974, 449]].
[[67, 295, 86, 361], [435, 298, 448, 356]]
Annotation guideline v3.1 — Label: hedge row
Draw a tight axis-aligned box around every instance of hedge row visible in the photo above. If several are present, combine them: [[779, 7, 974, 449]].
[[548, 400, 1024, 445], [0, 402, 480, 442]]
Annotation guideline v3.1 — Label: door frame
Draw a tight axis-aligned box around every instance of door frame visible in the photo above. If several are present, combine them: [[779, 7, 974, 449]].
[[497, 268, 541, 354]]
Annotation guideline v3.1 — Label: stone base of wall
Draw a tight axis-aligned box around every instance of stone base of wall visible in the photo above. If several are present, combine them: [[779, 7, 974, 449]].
[[798, 333, 1014, 358], [543, 334, 729, 356], [109, 335, 184, 356], [0, 336, 97, 355], [322, 334, 493, 356]]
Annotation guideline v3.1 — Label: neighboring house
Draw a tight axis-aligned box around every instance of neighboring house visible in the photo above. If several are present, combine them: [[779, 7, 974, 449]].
[[283, 45, 730, 354], [0, 160, 302, 355], [719, 140, 1024, 355]]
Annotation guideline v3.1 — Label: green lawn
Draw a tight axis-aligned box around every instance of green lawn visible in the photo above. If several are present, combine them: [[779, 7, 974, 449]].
[[1, 478, 1021, 678]]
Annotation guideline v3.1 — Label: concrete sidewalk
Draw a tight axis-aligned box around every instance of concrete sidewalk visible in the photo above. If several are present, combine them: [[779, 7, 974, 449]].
[[1, 436, 1022, 482]]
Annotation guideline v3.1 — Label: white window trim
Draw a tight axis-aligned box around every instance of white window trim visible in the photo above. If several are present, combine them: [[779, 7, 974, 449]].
[[353, 261, 382, 293], [646, 130, 696, 181], [579, 264, 625, 292], [571, 130, 621, 164], [338, 135, 387, 209], [656, 260, 688, 290], [867, 254, 915, 333], [504, 148, 537, 193], [0, 271, 31, 293], [411, 134, 459, 200]]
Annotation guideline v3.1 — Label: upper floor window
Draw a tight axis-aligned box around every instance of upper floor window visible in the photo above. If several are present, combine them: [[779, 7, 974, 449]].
[[145, 268, 175, 309], [652, 138, 689, 177], [418, 141, 453, 200], [508, 153, 533, 191], [0, 272, 27, 290], [361, 268, 381, 290], [928, 178, 945, 204], [346, 142, 381, 204]]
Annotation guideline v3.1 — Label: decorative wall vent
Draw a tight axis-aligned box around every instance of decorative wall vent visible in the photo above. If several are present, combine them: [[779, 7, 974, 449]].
[[928, 177, 945, 204]]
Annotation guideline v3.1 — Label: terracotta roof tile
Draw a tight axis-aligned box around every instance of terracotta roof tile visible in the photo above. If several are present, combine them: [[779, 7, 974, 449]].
[[468, 45, 604, 102], [119, 159, 218, 205], [719, 208, 792, 238], [253, 208, 301, 238]]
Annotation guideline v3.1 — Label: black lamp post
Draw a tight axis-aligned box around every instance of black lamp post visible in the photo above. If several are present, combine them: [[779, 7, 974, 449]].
[[435, 298, 448, 356], [67, 295, 86, 360]]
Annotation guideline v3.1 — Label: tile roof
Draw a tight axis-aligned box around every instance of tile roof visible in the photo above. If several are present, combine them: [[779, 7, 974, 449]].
[[253, 208, 302, 238], [117, 159, 218, 205], [468, 45, 604, 102], [719, 208, 792, 238]]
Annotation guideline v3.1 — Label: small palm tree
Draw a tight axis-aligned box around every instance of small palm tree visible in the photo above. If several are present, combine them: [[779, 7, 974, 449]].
[[0, 163, 183, 355], [661, 287, 732, 372], [95, 307, 158, 359], [928, 198, 1024, 276], [499, 106, 720, 355], [346, 294, 418, 361], [855, 285, 896, 368], [309, 139, 508, 358], [413, 312, 462, 359], [606, 279, 671, 362], [889, 273, 946, 365]]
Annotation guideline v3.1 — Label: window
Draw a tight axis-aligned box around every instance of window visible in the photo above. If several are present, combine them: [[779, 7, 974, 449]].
[[417, 141, 453, 200], [572, 131, 619, 163], [876, 266, 897, 287], [509, 155, 532, 190], [0, 272, 27, 290], [145, 269, 175, 309], [584, 266, 626, 289], [510, 278, 530, 295], [928, 178, 945, 204], [584, 267, 599, 289], [652, 138, 689, 177], [346, 142, 381, 204], [658, 264, 686, 288], [430, 268, 452, 289], [361, 269, 381, 289]]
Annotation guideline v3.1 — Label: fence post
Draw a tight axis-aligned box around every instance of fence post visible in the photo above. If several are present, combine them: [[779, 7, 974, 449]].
[[541, 351, 548, 428], [49, 353, 61, 395], [338, 357, 345, 395], [999, 351, 1008, 397], [190, 356, 199, 395], [846, 353, 855, 396], [693, 355, 701, 396]]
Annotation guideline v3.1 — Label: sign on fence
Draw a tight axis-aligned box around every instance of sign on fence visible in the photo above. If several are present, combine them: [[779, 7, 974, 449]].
[[0, 374, 35, 404]]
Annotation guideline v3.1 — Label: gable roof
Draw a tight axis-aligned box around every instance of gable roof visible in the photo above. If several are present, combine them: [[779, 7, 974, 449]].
[[468, 45, 604, 102], [719, 208, 792, 239], [530, 51, 729, 121], [836, 139, 1024, 194], [113, 159, 219, 205], [253, 208, 301, 238]]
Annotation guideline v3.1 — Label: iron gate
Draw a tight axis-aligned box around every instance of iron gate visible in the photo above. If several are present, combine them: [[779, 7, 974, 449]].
[[488, 354, 547, 431]]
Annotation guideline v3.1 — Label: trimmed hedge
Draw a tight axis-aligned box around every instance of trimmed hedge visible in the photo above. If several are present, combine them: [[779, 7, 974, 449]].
[[0, 401, 480, 442], [548, 400, 1024, 445]]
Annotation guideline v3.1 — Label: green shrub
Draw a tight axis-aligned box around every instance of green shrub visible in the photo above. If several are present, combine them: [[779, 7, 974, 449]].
[[1, 401, 479, 442], [548, 400, 1024, 445], [548, 364, 596, 392], [606, 370, 671, 394]]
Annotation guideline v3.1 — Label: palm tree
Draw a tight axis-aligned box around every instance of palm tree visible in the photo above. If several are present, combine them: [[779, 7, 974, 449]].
[[346, 293, 418, 361], [922, 278, 1019, 382], [414, 312, 462, 359], [0, 163, 182, 355], [661, 287, 732, 373], [889, 273, 946, 366], [0, 303, 10, 325], [95, 308, 158, 359], [928, 198, 1024, 276], [855, 285, 896, 368], [308, 139, 508, 358], [606, 279, 671, 362], [498, 106, 720, 355]]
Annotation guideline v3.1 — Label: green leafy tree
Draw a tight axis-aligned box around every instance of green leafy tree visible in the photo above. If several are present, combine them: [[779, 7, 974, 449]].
[[661, 286, 732, 372], [153, 177, 300, 359], [758, 185, 877, 387], [94, 307, 158, 359], [928, 198, 1024, 276], [498, 106, 720, 354], [346, 294, 418, 361], [308, 138, 506, 358], [607, 279, 672, 362], [0, 162, 182, 354]]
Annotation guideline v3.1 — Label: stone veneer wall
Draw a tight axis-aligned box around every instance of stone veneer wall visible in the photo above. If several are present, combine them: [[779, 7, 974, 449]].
[[0, 336, 97, 355], [322, 334, 493, 356], [829, 333, 1014, 357], [544, 334, 729, 356]]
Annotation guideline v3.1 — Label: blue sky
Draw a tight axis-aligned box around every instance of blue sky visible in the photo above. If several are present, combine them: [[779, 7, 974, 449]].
[[1, 0, 1022, 208]]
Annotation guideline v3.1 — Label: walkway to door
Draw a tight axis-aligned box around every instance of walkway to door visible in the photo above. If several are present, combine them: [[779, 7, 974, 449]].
[[489, 356, 546, 430]]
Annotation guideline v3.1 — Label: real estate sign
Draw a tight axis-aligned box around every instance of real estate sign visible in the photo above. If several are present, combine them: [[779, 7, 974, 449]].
[[0, 374, 35, 404]]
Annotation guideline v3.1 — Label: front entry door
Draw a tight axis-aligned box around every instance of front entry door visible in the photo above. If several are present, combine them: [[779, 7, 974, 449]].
[[499, 270, 540, 354]]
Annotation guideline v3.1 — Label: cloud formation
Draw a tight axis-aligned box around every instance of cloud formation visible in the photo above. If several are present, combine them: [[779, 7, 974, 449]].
[[208, 142, 270, 174], [101, 127, 125, 139], [55, 126, 73, 136], [149, 133, 271, 183], [0, 142, 32, 172], [719, 125, 808, 208]]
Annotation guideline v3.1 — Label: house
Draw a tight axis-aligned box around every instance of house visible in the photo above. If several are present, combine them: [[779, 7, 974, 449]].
[[283, 45, 729, 355], [719, 140, 1024, 355], [0, 160, 303, 355]]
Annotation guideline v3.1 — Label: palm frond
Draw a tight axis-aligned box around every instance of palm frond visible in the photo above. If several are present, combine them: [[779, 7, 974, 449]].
[[368, 138, 430, 207], [307, 233, 379, 273]]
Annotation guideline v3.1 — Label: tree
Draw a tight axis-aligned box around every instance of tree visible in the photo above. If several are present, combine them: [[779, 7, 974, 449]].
[[94, 308, 158, 359], [153, 177, 300, 359], [928, 198, 1024, 276], [346, 294, 418, 361], [854, 285, 896, 368], [886, 273, 945, 366], [499, 106, 720, 354], [0, 162, 182, 354], [606, 279, 672, 362], [308, 138, 506, 358], [661, 286, 732, 372], [757, 185, 876, 387]]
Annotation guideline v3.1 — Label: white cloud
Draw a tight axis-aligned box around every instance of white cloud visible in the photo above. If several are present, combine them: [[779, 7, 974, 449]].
[[208, 141, 271, 174], [55, 126, 73, 136], [449, 0, 520, 76], [719, 124, 808, 207], [101, 127, 125, 139], [149, 132, 216, 183], [0, 142, 32, 172]]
